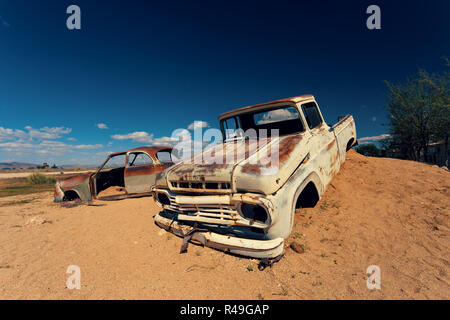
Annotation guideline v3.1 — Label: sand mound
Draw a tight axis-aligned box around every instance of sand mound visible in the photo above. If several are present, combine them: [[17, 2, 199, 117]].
[[97, 186, 126, 198], [0, 150, 448, 299]]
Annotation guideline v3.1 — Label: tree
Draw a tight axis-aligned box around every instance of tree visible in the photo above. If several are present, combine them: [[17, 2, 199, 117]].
[[355, 144, 385, 157], [384, 59, 449, 163], [422, 59, 450, 166]]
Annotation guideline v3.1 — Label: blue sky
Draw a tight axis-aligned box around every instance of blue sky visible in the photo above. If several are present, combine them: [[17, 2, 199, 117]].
[[0, 0, 449, 165]]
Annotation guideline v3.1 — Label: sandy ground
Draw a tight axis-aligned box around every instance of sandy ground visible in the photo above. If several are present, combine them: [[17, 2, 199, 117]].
[[97, 186, 127, 198], [0, 171, 92, 179], [0, 150, 448, 299]]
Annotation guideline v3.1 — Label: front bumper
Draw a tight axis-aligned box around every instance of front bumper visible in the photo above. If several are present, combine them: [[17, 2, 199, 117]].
[[154, 213, 284, 258]]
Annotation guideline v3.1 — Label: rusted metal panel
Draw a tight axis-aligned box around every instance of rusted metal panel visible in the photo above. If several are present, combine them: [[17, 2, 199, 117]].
[[56, 173, 92, 201], [233, 134, 310, 195], [124, 163, 170, 194], [167, 138, 273, 193], [53, 182, 65, 202], [125, 163, 169, 177], [59, 173, 92, 190]]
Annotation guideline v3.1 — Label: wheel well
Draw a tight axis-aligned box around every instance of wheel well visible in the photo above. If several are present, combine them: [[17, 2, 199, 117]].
[[295, 182, 320, 209], [346, 138, 355, 151], [63, 190, 80, 201]]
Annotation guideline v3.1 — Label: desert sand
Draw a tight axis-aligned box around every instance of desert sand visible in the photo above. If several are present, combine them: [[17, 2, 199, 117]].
[[0, 150, 448, 299]]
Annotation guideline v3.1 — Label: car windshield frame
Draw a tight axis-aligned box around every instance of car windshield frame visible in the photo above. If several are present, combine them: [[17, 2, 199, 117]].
[[220, 104, 305, 140], [96, 152, 127, 174]]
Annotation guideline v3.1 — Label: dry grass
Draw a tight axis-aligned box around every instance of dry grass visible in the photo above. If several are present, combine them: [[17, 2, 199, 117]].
[[0, 199, 34, 207], [0, 178, 54, 198], [27, 173, 56, 185], [0, 173, 78, 198]]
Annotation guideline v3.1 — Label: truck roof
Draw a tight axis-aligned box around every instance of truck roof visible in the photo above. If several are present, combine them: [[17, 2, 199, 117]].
[[218, 94, 315, 120]]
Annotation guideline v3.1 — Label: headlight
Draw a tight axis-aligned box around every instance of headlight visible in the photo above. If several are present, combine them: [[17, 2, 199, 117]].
[[156, 192, 171, 205], [240, 203, 268, 224]]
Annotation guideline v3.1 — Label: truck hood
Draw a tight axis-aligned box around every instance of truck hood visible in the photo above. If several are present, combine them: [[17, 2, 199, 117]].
[[166, 133, 309, 195]]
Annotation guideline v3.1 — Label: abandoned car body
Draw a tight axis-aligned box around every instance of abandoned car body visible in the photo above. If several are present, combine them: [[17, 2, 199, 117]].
[[54, 146, 175, 202], [152, 95, 357, 258]]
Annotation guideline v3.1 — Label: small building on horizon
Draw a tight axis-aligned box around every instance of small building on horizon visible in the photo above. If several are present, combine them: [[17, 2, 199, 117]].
[[423, 141, 449, 168]]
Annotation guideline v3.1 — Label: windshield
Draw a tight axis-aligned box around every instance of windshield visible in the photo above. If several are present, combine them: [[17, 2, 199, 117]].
[[102, 154, 126, 169], [220, 105, 305, 139]]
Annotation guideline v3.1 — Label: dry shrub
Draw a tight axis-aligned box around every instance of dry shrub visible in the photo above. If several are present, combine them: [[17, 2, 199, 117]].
[[27, 173, 56, 185]]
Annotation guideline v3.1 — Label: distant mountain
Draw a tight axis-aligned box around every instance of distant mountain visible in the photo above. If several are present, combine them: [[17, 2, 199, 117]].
[[0, 162, 39, 170], [58, 164, 100, 169], [0, 162, 100, 170]]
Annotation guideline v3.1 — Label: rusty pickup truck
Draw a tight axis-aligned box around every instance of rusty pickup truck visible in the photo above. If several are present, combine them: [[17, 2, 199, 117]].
[[152, 94, 357, 259]]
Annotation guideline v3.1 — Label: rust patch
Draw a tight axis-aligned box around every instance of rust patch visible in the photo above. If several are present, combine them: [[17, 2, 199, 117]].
[[241, 164, 262, 175], [241, 134, 303, 174], [278, 135, 303, 164], [327, 140, 335, 150], [172, 163, 231, 178], [317, 123, 328, 133], [59, 173, 92, 189], [125, 165, 166, 177], [333, 152, 339, 161], [173, 138, 272, 177]]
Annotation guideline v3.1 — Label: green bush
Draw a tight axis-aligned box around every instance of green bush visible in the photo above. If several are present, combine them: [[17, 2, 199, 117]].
[[27, 173, 56, 185], [356, 144, 385, 157], [47, 176, 56, 184]]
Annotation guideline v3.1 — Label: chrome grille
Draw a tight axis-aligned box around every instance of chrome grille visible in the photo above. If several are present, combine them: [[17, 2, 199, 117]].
[[165, 193, 238, 223], [156, 190, 268, 229], [170, 181, 231, 191]]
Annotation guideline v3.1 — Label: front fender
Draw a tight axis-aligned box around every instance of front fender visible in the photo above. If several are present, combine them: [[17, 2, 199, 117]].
[[266, 168, 323, 240], [54, 182, 65, 202], [56, 173, 93, 202]]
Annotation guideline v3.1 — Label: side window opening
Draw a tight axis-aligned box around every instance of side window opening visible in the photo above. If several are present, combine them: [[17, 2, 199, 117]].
[[301, 102, 323, 129], [156, 151, 173, 163], [128, 152, 153, 166], [223, 117, 242, 140]]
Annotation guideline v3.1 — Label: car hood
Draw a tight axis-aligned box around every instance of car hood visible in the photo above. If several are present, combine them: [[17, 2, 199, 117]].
[[165, 133, 308, 195]]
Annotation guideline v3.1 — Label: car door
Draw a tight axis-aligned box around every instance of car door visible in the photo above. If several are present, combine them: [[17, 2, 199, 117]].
[[301, 101, 340, 185], [124, 151, 156, 194]]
